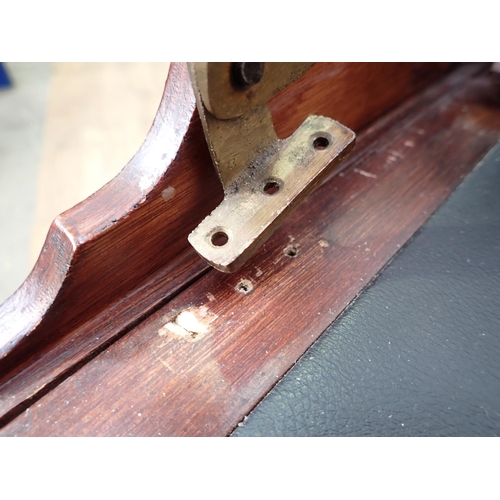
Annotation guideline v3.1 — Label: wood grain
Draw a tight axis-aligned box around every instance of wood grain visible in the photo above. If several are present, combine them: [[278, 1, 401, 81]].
[[270, 62, 453, 138], [2, 64, 498, 436], [0, 63, 452, 429]]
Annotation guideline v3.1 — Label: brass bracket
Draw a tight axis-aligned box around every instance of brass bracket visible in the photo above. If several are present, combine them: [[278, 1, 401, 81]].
[[188, 62, 356, 273]]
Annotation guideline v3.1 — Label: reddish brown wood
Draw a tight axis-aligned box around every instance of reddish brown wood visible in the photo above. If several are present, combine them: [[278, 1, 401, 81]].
[[3, 64, 498, 436], [270, 62, 453, 137], [0, 63, 221, 372], [0, 63, 453, 427]]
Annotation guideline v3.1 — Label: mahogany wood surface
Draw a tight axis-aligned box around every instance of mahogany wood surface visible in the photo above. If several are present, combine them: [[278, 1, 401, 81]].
[[2, 63, 499, 436], [29, 63, 170, 268], [0, 63, 452, 428], [0, 63, 221, 375]]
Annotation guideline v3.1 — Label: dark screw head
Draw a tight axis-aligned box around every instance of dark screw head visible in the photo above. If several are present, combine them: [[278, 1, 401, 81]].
[[231, 62, 265, 90]]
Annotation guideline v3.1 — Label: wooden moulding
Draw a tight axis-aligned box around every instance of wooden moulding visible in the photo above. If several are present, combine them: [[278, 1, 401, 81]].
[[2, 63, 496, 435], [0, 66, 217, 347]]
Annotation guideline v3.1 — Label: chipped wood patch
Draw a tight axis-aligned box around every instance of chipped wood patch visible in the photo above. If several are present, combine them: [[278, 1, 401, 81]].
[[159, 306, 218, 341]]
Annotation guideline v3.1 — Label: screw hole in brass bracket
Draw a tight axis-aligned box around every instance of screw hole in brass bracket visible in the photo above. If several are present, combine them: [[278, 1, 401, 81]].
[[187, 62, 356, 273]]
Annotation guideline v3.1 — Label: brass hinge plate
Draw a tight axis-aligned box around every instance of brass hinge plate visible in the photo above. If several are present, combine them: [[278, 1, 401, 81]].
[[188, 63, 355, 273]]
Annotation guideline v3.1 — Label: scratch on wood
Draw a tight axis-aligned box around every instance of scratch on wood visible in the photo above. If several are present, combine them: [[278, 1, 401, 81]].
[[157, 356, 173, 372], [353, 168, 378, 179], [388, 149, 404, 159]]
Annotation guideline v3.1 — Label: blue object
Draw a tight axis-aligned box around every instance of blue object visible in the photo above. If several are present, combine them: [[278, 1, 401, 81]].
[[0, 63, 12, 88]]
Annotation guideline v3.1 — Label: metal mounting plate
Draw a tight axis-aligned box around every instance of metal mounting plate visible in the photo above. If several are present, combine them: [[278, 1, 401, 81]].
[[192, 62, 314, 120], [188, 115, 355, 272], [188, 62, 356, 272]]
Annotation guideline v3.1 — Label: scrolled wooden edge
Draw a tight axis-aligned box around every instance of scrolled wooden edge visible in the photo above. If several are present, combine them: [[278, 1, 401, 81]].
[[0, 62, 222, 374]]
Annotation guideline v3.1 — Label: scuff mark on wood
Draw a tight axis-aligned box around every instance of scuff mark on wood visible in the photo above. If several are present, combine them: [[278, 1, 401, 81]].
[[353, 168, 378, 179], [161, 186, 176, 202]]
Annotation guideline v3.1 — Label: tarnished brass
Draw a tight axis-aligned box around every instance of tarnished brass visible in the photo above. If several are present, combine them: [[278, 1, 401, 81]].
[[188, 62, 355, 273], [191, 62, 313, 120]]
